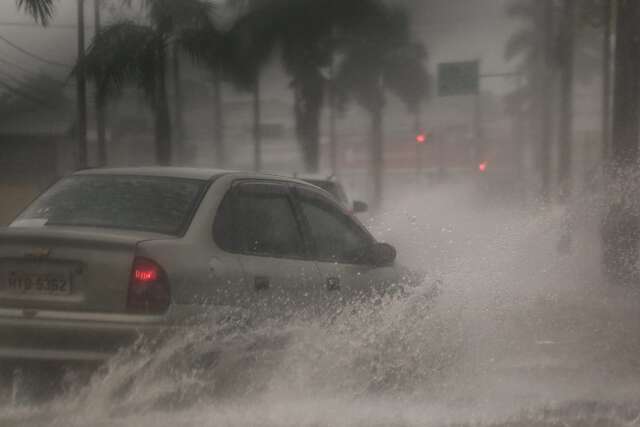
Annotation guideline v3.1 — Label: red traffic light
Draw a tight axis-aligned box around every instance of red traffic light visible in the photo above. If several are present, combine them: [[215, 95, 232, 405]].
[[416, 133, 427, 144], [478, 161, 488, 173]]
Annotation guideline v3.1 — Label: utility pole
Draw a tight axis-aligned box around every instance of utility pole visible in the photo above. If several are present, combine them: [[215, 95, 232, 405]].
[[601, 0, 614, 162], [611, 0, 640, 167], [539, 0, 555, 203], [328, 62, 338, 177], [602, 0, 640, 283], [172, 44, 184, 147], [94, 0, 107, 167], [414, 108, 423, 181], [212, 66, 226, 167], [514, 75, 526, 199], [558, 0, 575, 202], [76, 0, 88, 169], [253, 76, 262, 172], [474, 82, 483, 166], [328, 30, 340, 177]]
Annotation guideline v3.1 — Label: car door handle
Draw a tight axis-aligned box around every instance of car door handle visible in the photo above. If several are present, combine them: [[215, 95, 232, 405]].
[[326, 277, 340, 291], [254, 276, 270, 291]]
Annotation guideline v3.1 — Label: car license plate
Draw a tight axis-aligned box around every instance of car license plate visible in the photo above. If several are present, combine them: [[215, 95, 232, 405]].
[[5, 271, 71, 295], [0, 260, 73, 297]]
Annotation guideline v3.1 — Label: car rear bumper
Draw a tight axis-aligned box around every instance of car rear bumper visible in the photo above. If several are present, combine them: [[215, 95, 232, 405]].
[[0, 308, 166, 363]]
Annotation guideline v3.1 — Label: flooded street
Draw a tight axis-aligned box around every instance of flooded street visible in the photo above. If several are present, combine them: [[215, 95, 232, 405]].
[[2, 0, 640, 425], [2, 182, 638, 427]]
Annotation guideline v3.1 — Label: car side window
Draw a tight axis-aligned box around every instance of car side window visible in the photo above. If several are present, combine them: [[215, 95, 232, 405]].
[[213, 182, 305, 258], [296, 187, 373, 264]]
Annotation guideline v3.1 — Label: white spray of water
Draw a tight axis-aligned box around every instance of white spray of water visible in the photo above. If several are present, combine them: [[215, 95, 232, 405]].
[[2, 182, 640, 427]]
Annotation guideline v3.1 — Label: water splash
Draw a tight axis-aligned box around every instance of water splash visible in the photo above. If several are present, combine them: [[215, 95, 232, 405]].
[[2, 183, 640, 427]]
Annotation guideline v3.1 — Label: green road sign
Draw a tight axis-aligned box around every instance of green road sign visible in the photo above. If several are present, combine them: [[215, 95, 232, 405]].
[[437, 61, 479, 97]]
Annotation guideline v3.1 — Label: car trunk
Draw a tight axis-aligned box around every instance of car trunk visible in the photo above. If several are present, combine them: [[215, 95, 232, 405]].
[[0, 227, 172, 313]]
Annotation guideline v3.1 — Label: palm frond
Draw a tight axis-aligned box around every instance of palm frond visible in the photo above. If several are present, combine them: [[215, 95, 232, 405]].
[[182, 0, 283, 91], [383, 43, 429, 113], [335, 46, 385, 113], [82, 20, 162, 102], [178, 23, 226, 69], [145, 0, 216, 33], [506, 0, 535, 20], [16, 0, 56, 26], [334, 0, 427, 113], [223, 2, 281, 88], [504, 29, 536, 61]]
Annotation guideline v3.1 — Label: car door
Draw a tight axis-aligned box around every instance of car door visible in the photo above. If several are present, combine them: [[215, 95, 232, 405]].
[[213, 180, 324, 319], [292, 186, 401, 306]]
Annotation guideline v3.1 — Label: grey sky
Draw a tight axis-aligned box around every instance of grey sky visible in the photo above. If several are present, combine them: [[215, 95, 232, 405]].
[[0, 0, 521, 90]]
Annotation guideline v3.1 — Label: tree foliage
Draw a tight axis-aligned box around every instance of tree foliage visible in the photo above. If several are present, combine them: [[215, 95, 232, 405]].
[[228, 0, 428, 172], [0, 73, 68, 116], [82, 0, 217, 165], [505, 0, 604, 109], [84, 21, 161, 102], [16, 0, 56, 26], [81, 0, 427, 170], [336, 3, 428, 114]]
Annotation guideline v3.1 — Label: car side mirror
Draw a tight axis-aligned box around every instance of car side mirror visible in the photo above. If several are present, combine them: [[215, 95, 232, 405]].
[[368, 242, 396, 267], [353, 200, 368, 213]]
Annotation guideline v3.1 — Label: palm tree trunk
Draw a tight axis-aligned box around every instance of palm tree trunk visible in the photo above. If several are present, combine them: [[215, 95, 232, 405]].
[[602, 0, 640, 283], [76, 0, 88, 169], [539, 0, 555, 203], [94, 0, 107, 167], [252, 76, 262, 172], [558, 0, 575, 202], [602, 0, 613, 162], [328, 60, 338, 176], [371, 106, 384, 209], [155, 45, 172, 166], [212, 66, 226, 167], [172, 44, 185, 147], [611, 2, 640, 167], [294, 74, 323, 173]]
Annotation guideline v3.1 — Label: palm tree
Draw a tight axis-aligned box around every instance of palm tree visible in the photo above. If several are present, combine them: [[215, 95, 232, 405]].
[[601, 0, 640, 283], [249, 0, 393, 173], [505, 0, 602, 202], [18, 0, 89, 169], [228, 1, 282, 171], [94, 0, 107, 166], [15, 0, 56, 25], [557, 0, 576, 202], [180, 0, 280, 170], [178, 20, 228, 165], [201, 0, 411, 174], [83, 0, 214, 166], [335, 4, 429, 208], [505, 0, 557, 203]]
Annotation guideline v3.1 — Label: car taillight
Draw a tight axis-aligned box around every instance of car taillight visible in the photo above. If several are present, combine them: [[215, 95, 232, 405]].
[[127, 257, 170, 314]]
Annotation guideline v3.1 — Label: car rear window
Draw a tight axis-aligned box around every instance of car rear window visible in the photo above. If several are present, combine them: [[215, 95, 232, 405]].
[[14, 175, 208, 236]]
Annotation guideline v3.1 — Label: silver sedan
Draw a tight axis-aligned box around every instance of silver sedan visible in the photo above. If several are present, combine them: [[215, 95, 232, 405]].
[[0, 168, 403, 363]]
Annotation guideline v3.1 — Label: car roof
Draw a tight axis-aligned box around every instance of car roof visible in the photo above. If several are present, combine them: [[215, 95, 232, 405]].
[[73, 166, 319, 186], [291, 173, 336, 182], [74, 167, 229, 180]]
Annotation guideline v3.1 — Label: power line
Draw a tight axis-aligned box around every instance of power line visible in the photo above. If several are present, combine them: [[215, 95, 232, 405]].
[[0, 60, 67, 85], [0, 56, 32, 75], [0, 21, 95, 29], [0, 66, 65, 98], [0, 67, 28, 86], [0, 34, 71, 68], [0, 77, 54, 108], [0, 67, 56, 104]]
